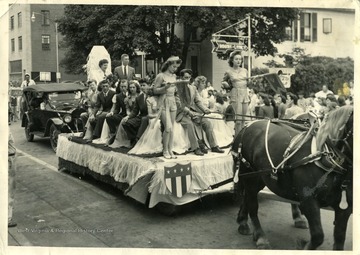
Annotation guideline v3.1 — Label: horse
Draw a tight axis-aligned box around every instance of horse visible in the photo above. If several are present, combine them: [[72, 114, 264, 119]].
[[231, 106, 353, 250]]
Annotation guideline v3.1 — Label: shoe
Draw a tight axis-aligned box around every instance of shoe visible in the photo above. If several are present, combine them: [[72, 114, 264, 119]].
[[194, 148, 204, 156], [200, 147, 208, 154], [80, 129, 86, 138], [211, 146, 224, 153], [107, 134, 116, 145], [198, 141, 208, 154], [8, 220, 17, 228], [163, 151, 172, 159], [169, 151, 177, 159], [85, 139, 93, 144]]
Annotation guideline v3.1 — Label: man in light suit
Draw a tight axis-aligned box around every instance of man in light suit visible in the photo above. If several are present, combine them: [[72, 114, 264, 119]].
[[88, 80, 116, 140], [114, 54, 136, 82], [176, 69, 224, 155]]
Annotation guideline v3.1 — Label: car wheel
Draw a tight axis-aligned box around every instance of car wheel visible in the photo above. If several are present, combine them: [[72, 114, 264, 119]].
[[50, 124, 61, 153], [24, 119, 34, 142]]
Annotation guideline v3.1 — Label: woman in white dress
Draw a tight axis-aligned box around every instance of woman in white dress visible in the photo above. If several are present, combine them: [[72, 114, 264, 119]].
[[128, 87, 190, 156], [128, 90, 163, 155], [194, 76, 234, 147]]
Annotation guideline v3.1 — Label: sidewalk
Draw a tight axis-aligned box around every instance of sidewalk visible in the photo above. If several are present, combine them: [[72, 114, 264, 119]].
[[7, 152, 138, 247]]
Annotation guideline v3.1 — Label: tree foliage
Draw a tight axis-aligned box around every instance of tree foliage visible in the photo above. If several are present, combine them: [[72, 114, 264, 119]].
[[57, 5, 299, 74], [291, 57, 354, 96]]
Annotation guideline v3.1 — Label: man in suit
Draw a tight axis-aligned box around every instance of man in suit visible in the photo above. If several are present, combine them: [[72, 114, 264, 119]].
[[105, 79, 128, 143], [122, 80, 149, 146], [176, 69, 224, 155], [114, 54, 136, 82], [88, 80, 116, 140]]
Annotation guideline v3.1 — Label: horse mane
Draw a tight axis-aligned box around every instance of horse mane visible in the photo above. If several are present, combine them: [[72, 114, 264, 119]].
[[316, 105, 353, 149]]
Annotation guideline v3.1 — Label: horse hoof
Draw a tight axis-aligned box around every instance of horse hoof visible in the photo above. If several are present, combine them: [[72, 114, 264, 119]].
[[294, 218, 308, 229], [238, 224, 252, 235], [296, 238, 308, 249], [256, 237, 271, 249]]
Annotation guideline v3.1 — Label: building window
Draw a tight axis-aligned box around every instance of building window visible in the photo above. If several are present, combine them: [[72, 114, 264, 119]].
[[18, 36, 22, 51], [18, 12, 22, 27], [300, 12, 317, 42], [10, 60, 22, 73], [41, 10, 50, 26], [11, 38, 15, 52], [42, 35, 50, 50], [323, 18, 332, 34], [10, 16, 14, 30]]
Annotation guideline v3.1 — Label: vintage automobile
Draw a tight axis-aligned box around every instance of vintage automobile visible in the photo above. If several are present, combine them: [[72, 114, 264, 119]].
[[21, 83, 88, 152]]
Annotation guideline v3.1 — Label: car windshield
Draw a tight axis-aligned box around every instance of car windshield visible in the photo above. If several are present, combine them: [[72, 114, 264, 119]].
[[47, 91, 82, 109]]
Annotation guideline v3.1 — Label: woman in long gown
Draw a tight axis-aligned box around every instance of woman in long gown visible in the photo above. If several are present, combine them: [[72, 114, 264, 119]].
[[128, 87, 190, 156], [128, 89, 163, 155], [194, 76, 234, 147], [221, 50, 249, 136], [109, 81, 140, 148]]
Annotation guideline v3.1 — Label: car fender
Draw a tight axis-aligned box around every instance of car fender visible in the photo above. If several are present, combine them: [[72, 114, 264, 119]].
[[21, 112, 31, 127], [44, 118, 64, 137]]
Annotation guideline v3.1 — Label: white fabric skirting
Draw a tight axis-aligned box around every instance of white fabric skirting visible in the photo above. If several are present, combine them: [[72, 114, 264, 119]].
[[57, 135, 234, 205]]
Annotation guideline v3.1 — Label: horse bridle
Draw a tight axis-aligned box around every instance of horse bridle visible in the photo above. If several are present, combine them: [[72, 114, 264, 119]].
[[330, 111, 354, 166], [329, 110, 353, 162]]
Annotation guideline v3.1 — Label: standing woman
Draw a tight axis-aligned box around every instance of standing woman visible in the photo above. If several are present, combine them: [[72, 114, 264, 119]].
[[221, 51, 249, 135], [153, 56, 182, 159]]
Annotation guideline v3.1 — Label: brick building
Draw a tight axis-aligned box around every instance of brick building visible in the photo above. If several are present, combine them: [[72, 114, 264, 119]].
[[8, 4, 85, 84]]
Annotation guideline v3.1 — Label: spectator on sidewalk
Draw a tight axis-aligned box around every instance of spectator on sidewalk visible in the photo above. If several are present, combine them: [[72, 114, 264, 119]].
[[8, 129, 17, 227]]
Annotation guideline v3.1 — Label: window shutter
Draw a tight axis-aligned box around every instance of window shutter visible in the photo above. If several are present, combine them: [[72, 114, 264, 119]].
[[312, 13, 317, 42], [300, 13, 305, 42], [294, 20, 298, 42]]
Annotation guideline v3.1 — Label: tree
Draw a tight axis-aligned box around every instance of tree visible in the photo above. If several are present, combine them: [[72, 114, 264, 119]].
[[290, 57, 354, 96], [57, 5, 299, 74]]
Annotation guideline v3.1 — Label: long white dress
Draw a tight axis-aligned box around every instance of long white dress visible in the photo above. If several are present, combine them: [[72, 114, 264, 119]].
[[198, 90, 234, 147], [128, 96, 190, 155]]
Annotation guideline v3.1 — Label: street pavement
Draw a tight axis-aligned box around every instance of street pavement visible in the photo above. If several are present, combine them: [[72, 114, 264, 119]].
[[6, 121, 353, 251]]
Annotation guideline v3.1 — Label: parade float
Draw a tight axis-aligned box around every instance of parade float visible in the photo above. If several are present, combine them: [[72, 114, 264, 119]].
[[56, 45, 235, 212]]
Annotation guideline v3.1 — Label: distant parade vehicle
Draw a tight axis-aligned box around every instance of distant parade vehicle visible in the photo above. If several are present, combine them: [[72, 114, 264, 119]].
[[21, 83, 88, 152]]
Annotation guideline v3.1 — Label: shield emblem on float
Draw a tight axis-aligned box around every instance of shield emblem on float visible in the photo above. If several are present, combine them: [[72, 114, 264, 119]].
[[164, 163, 192, 198]]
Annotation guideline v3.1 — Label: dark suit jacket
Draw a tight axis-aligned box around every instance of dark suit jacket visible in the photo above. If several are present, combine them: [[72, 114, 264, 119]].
[[114, 65, 136, 81], [175, 84, 208, 122], [128, 93, 148, 119], [94, 90, 116, 114], [113, 93, 127, 117]]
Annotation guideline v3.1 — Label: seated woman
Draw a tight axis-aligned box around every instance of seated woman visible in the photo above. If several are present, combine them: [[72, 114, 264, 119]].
[[194, 76, 234, 147], [128, 87, 190, 156], [109, 80, 140, 148], [128, 88, 162, 155]]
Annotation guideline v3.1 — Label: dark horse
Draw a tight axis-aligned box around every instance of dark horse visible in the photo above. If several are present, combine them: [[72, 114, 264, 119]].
[[232, 106, 353, 250]]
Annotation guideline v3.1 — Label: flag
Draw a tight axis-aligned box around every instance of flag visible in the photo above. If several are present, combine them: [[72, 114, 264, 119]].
[[164, 163, 192, 198], [263, 73, 287, 94]]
